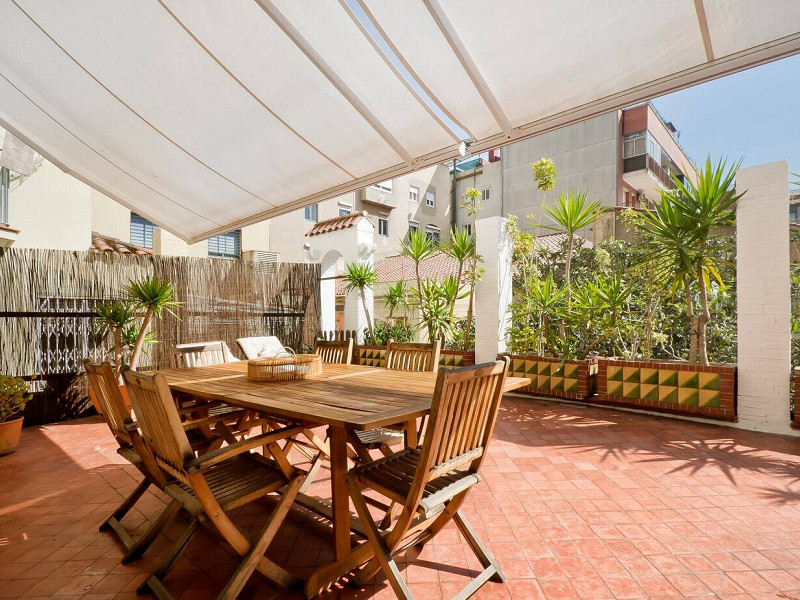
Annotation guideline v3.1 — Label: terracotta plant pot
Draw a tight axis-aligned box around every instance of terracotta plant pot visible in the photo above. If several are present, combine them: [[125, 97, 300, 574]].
[[88, 384, 131, 414], [0, 416, 24, 455]]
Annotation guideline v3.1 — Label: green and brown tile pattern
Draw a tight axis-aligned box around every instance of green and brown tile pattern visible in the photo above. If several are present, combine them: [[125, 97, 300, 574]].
[[504, 355, 596, 400], [353, 346, 475, 370], [597, 359, 736, 421]]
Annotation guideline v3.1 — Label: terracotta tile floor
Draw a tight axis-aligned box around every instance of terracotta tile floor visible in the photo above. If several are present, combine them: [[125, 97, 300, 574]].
[[3, 396, 800, 600]]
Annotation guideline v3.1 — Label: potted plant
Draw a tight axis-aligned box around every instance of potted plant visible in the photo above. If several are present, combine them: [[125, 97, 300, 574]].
[[0, 375, 32, 455]]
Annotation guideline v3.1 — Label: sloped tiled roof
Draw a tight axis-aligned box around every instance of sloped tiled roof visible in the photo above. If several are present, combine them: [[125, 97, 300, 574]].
[[336, 251, 461, 295], [90, 232, 153, 256], [305, 211, 372, 237], [534, 232, 592, 253]]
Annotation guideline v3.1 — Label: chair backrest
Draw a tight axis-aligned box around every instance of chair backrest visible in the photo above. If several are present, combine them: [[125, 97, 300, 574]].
[[172, 341, 228, 368], [236, 336, 286, 360], [314, 338, 353, 364], [84, 360, 131, 447], [123, 369, 194, 484], [385, 340, 441, 373], [414, 358, 509, 491]]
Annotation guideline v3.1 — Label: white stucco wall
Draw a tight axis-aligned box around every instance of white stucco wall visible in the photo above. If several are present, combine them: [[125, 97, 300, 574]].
[[9, 161, 93, 250], [735, 162, 794, 435]]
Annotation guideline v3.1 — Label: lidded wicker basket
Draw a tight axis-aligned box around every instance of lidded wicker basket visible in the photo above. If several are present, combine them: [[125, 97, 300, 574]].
[[247, 350, 322, 382]]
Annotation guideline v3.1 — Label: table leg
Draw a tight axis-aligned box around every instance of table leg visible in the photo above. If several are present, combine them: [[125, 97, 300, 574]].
[[404, 419, 418, 449], [328, 426, 351, 561]]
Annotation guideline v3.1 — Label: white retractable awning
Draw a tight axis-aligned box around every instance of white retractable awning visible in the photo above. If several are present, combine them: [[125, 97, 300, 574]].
[[0, 0, 798, 242]]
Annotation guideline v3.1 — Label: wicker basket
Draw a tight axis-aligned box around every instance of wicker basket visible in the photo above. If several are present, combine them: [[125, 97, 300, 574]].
[[247, 353, 322, 382]]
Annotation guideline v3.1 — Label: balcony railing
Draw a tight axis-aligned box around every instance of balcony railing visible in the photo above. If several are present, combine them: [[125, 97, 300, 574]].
[[623, 153, 676, 190]]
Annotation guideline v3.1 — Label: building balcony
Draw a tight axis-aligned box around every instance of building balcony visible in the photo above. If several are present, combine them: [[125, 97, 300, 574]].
[[358, 186, 396, 209], [622, 153, 678, 204]]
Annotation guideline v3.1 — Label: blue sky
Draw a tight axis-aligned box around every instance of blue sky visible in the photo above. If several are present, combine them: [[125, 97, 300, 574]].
[[652, 54, 800, 178]]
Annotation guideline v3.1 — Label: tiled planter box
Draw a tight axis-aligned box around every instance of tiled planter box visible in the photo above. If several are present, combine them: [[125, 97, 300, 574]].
[[596, 358, 736, 421], [501, 354, 597, 400], [792, 367, 800, 429], [354, 345, 474, 369]]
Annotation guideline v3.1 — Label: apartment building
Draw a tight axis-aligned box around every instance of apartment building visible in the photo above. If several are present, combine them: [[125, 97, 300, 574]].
[[454, 103, 696, 243], [269, 164, 452, 263]]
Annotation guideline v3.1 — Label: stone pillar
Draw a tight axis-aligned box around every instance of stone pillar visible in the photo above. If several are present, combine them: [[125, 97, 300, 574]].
[[475, 216, 512, 363], [736, 162, 794, 435], [343, 219, 376, 343], [318, 251, 338, 335]]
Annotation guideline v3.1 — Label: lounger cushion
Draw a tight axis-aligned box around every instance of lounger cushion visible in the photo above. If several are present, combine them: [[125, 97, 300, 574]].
[[236, 336, 286, 360]]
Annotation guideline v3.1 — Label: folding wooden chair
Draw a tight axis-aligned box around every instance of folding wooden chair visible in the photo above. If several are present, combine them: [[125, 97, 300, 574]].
[[313, 338, 353, 365], [171, 341, 259, 441], [85, 361, 227, 562], [293, 339, 354, 493], [352, 340, 441, 457], [124, 368, 304, 600], [171, 341, 232, 368], [345, 358, 510, 600]]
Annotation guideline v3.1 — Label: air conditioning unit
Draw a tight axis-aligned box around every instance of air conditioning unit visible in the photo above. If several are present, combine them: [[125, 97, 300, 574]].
[[242, 250, 279, 273]]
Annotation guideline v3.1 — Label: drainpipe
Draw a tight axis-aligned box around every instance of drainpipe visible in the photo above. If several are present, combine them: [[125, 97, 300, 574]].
[[451, 158, 457, 229]]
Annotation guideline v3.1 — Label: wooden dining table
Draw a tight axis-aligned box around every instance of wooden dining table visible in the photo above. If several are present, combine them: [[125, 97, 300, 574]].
[[161, 361, 530, 595]]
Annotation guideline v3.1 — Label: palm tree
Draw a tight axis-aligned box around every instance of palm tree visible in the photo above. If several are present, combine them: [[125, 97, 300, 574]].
[[384, 281, 408, 322], [125, 276, 180, 370], [633, 157, 742, 365], [399, 229, 437, 339], [440, 226, 476, 325], [542, 191, 604, 288], [342, 261, 378, 343]]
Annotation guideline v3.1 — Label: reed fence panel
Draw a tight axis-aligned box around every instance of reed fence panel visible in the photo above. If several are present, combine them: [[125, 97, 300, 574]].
[[0, 248, 319, 424]]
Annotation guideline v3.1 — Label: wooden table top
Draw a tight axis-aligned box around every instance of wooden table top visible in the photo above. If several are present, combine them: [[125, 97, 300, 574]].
[[161, 362, 530, 430]]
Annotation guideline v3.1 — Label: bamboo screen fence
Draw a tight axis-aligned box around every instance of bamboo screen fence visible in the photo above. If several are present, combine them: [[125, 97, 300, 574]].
[[0, 248, 320, 379]]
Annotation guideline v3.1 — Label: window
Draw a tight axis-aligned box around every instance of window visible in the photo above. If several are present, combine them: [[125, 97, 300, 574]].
[[425, 225, 440, 244], [409, 185, 419, 203], [304, 203, 318, 222], [130, 213, 155, 249], [408, 220, 419, 235], [338, 202, 352, 217], [378, 218, 388, 237], [425, 191, 435, 207], [0, 167, 9, 225], [481, 188, 490, 202], [208, 229, 241, 259], [372, 180, 393, 192]]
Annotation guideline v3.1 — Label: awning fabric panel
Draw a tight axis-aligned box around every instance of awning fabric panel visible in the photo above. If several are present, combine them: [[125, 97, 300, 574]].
[[0, 0, 797, 242]]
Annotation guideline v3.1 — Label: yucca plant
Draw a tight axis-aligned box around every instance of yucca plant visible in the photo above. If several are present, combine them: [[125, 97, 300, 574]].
[[95, 299, 137, 373], [542, 191, 605, 288], [632, 157, 743, 365], [399, 229, 437, 339], [125, 276, 181, 371], [342, 261, 378, 343], [384, 281, 408, 322], [440, 226, 476, 325]]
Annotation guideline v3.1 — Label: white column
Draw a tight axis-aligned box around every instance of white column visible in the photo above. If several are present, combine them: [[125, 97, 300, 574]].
[[736, 162, 795, 435], [343, 220, 376, 343], [475, 216, 512, 363]]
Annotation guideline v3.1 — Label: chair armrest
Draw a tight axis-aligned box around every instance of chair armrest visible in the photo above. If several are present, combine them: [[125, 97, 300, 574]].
[[185, 425, 303, 472]]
